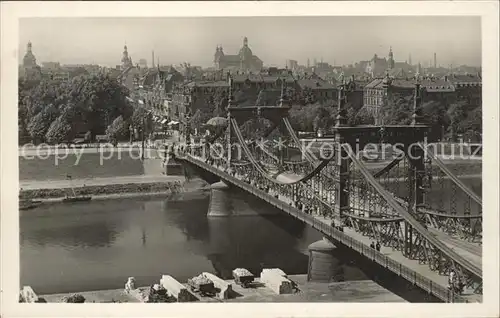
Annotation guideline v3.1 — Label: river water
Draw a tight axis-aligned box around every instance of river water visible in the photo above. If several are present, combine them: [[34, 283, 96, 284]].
[[20, 177, 481, 299]]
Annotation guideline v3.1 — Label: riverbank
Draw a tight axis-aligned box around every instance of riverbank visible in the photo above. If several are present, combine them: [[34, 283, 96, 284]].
[[19, 178, 210, 202], [38, 274, 406, 303], [18, 158, 480, 202]]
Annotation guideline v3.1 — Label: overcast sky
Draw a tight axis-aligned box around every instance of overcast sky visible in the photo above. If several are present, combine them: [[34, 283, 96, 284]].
[[19, 16, 481, 68]]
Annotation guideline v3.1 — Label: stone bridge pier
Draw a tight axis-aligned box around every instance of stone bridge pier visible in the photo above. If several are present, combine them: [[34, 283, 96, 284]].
[[208, 181, 232, 217], [307, 238, 344, 283]]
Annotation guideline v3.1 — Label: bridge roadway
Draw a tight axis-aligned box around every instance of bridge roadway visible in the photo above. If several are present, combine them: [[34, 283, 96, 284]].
[[181, 154, 482, 303]]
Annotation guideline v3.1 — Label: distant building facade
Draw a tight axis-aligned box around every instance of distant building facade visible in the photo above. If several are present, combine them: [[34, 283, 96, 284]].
[[286, 59, 298, 71], [363, 73, 456, 124], [214, 37, 263, 72], [365, 47, 414, 78]]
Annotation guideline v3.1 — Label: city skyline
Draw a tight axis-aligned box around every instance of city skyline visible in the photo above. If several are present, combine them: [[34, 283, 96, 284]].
[[20, 16, 481, 68]]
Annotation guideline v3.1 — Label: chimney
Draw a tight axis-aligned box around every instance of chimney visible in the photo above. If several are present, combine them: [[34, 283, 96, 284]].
[[433, 53, 437, 68]]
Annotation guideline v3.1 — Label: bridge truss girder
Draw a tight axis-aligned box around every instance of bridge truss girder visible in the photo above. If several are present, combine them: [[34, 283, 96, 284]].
[[191, 103, 483, 298]]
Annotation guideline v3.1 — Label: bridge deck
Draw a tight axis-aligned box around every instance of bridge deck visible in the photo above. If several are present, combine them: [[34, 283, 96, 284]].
[[182, 155, 482, 303]]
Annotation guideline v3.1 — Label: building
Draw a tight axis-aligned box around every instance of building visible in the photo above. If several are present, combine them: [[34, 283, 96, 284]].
[[286, 59, 298, 71], [121, 45, 134, 70], [296, 76, 336, 103], [171, 80, 229, 117], [42, 62, 61, 70], [42, 69, 71, 82], [363, 73, 456, 124], [444, 73, 482, 104], [137, 66, 185, 119], [314, 62, 333, 74], [19, 41, 42, 81], [141, 65, 184, 93], [213, 37, 263, 72], [365, 47, 414, 78], [117, 44, 148, 91]]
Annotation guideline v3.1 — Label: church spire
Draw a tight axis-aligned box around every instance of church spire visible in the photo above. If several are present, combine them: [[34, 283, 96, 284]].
[[387, 46, 394, 69], [121, 44, 132, 69]]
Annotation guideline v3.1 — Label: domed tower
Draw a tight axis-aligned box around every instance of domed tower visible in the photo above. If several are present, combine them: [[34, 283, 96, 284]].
[[387, 47, 395, 70], [121, 45, 132, 70], [239, 37, 253, 70], [23, 41, 37, 68]]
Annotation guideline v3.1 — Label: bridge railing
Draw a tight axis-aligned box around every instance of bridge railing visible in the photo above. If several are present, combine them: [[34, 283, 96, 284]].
[[182, 154, 472, 303]]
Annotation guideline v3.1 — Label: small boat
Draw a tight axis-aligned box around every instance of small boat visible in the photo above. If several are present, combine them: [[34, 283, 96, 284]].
[[19, 199, 42, 210], [62, 175, 92, 203], [62, 196, 92, 203]]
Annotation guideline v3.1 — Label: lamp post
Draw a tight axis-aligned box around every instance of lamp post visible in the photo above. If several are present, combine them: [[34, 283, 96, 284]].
[[141, 116, 146, 160]]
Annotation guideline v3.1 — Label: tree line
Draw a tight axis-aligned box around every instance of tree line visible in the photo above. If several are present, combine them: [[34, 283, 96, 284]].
[[18, 74, 154, 145], [19, 74, 481, 146]]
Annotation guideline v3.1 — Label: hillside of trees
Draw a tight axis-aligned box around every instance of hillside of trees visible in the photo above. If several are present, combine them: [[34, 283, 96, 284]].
[[18, 74, 154, 145]]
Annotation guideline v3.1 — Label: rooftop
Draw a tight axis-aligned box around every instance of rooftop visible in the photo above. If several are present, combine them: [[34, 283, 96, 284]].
[[365, 77, 456, 92]]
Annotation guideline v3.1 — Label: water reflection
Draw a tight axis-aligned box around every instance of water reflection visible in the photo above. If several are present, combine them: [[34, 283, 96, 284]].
[[20, 177, 481, 296], [19, 199, 137, 249], [20, 192, 311, 294], [205, 216, 309, 280]]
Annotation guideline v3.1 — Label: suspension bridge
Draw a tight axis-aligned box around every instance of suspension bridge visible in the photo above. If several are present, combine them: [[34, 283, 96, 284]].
[[176, 76, 482, 303]]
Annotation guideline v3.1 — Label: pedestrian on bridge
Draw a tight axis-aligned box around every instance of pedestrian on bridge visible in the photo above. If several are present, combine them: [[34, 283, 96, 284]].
[[376, 241, 381, 252], [370, 242, 375, 249]]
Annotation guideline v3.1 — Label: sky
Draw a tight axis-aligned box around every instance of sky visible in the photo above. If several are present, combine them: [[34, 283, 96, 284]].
[[19, 16, 481, 68]]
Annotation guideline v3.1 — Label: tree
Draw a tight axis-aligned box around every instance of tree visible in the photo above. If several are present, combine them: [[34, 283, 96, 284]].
[[288, 104, 318, 132], [345, 106, 375, 126], [312, 105, 335, 132], [45, 115, 75, 144], [382, 94, 413, 125], [106, 115, 129, 143], [18, 73, 133, 142], [421, 100, 450, 141], [189, 109, 212, 132], [27, 104, 59, 144], [131, 106, 154, 136]]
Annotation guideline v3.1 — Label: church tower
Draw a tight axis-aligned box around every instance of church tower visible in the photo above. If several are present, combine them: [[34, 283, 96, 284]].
[[121, 45, 133, 70], [23, 41, 37, 67], [214, 45, 224, 70], [387, 47, 395, 70]]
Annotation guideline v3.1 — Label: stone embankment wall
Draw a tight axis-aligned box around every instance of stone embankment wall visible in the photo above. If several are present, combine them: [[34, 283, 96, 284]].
[[19, 182, 185, 200]]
